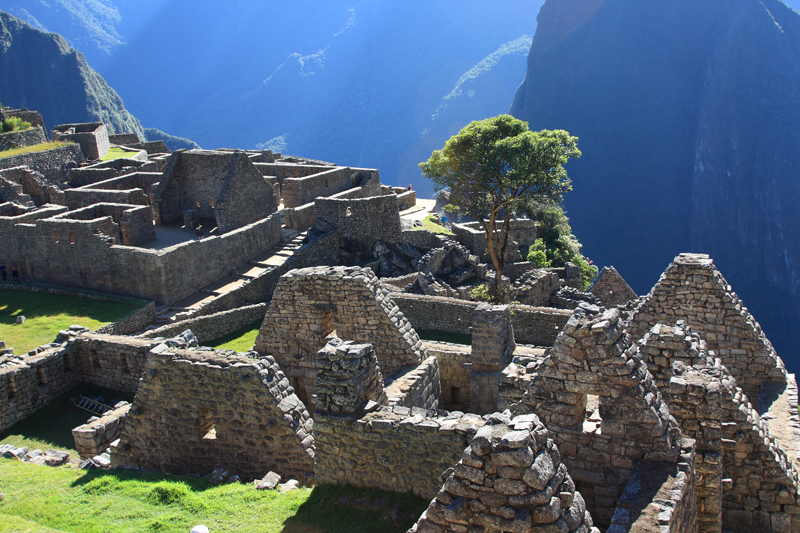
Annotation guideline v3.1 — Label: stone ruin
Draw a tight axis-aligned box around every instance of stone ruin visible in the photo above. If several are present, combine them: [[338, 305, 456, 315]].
[[589, 266, 638, 308], [111, 344, 315, 484]]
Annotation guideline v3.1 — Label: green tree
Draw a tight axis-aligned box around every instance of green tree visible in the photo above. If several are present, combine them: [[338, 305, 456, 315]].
[[419, 114, 580, 300]]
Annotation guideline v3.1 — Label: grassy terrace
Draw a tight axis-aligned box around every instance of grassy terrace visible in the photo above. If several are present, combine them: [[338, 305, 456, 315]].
[[101, 146, 141, 161], [208, 320, 262, 352], [0, 288, 145, 354], [0, 388, 427, 533], [416, 214, 454, 235], [0, 141, 73, 159]]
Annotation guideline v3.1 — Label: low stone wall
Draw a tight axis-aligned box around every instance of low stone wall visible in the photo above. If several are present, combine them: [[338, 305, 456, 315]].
[[392, 294, 571, 347], [385, 356, 442, 410], [75, 334, 162, 393], [400, 229, 446, 250], [0, 344, 82, 432], [72, 403, 131, 459], [608, 444, 698, 533], [0, 126, 47, 150], [0, 143, 84, 178], [396, 189, 416, 209], [93, 302, 157, 336], [314, 406, 485, 499], [139, 304, 267, 345]]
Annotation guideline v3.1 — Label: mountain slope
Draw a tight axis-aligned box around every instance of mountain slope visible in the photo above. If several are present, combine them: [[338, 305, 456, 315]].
[[0, 11, 143, 138], [510, 0, 800, 367]]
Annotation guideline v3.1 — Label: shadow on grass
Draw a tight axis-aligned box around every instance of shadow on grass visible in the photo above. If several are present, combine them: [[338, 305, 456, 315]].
[[281, 484, 426, 533], [0, 384, 134, 452], [0, 289, 143, 326]]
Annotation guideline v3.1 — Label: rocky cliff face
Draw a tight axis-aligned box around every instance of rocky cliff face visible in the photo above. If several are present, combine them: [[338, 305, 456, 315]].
[[0, 11, 143, 138], [511, 0, 800, 367]]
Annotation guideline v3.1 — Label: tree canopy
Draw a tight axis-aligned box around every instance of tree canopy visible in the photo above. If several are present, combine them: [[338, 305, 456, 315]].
[[419, 114, 581, 298]]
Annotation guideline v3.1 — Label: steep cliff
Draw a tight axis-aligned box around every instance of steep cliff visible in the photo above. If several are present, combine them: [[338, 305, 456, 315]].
[[0, 11, 143, 138], [510, 0, 800, 366]]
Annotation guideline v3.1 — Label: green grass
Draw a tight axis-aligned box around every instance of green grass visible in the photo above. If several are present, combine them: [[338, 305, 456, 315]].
[[415, 214, 454, 235], [0, 385, 133, 455], [101, 146, 140, 161], [207, 321, 262, 352], [0, 461, 426, 533], [0, 141, 73, 159], [0, 290, 145, 354]]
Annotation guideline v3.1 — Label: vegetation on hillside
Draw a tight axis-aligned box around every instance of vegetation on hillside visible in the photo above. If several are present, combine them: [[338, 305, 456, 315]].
[[525, 206, 597, 289], [1, 115, 32, 132]]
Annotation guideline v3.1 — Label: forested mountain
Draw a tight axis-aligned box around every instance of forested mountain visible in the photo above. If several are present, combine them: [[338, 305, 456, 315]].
[[0, 10, 143, 138], [0, 1, 544, 194], [511, 0, 800, 367]]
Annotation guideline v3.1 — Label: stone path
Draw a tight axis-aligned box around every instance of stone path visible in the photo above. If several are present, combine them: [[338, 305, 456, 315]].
[[759, 374, 800, 472]]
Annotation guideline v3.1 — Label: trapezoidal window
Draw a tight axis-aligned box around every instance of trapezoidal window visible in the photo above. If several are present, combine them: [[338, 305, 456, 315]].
[[197, 407, 216, 441], [36, 365, 47, 386], [52, 231, 58, 243], [69, 232, 74, 244]]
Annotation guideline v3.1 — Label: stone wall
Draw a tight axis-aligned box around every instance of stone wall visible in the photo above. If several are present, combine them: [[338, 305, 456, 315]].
[[669, 359, 799, 533], [423, 342, 472, 411], [93, 302, 157, 336], [284, 171, 381, 231], [391, 294, 571, 347], [628, 253, 787, 402], [514, 304, 681, 527], [6, 109, 47, 134], [112, 344, 315, 483], [0, 143, 84, 179], [72, 403, 131, 459], [109, 134, 141, 145], [0, 207, 281, 305], [52, 123, 110, 160], [608, 445, 698, 533], [0, 126, 47, 150], [0, 344, 82, 431], [75, 334, 162, 393], [451, 218, 538, 263], [255, 266, 427, 409], [589, 266, 638, 308], [416, 241, 487, 299], [63, 186, 150, 211], [409, 412, 599, 533], [314, 405, 485, 499], [513, 269, 561, 307], [384, 355, 442, 410], [140, 304, 267, 345], [469, 304, 515, 414], [313, 194, 401, 245], [282, 166, 360, 208], [153, 150, 278, 234]]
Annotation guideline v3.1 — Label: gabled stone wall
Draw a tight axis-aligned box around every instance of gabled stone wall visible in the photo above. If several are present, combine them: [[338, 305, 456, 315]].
[[513, 304, 681, 527], [255, 266, 427, 408], [628, 253, 787, 402], [589, 266, 638, 308], [112, 344, 315, 483]]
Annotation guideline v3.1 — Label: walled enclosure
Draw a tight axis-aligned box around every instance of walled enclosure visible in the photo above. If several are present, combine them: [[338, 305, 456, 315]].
[[451, 218, 538, 263], [52, 122, 110, 160], [255, 266, 428, 408], [628, 253, 787, 401], [112, 343, 315, 483], [152, 149, 278, 233]]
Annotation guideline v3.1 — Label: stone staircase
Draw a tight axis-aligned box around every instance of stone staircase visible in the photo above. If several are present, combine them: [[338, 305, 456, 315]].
[[152, 229, 307, 325]]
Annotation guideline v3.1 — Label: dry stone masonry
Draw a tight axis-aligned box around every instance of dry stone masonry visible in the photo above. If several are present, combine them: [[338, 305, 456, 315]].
[[409, 412, 599, 533], [255, 266, 427, 408], [112, 344, 315, 483], [628, 253, 787, 401]]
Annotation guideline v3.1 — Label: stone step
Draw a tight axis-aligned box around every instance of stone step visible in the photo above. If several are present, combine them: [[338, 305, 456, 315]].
[[281, 229, 300, 243]]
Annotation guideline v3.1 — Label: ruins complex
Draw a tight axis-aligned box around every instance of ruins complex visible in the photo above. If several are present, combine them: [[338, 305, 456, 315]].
[[1, 114, 798, 533]]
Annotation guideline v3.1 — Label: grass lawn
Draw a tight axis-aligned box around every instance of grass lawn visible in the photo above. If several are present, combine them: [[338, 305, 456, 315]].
[[207, 321, 262, 352], [0, 289, 146, 354], [416, 214, 454, 235], [101, 146, 140, 161], [0, 141, 73, 159], [0, 390, 427, 533]]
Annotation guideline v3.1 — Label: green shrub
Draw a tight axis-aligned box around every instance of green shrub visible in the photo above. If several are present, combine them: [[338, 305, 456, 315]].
[[526, 239, 551, 268], [2, 116, 32, 132], [469, 284, 492, 302]]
